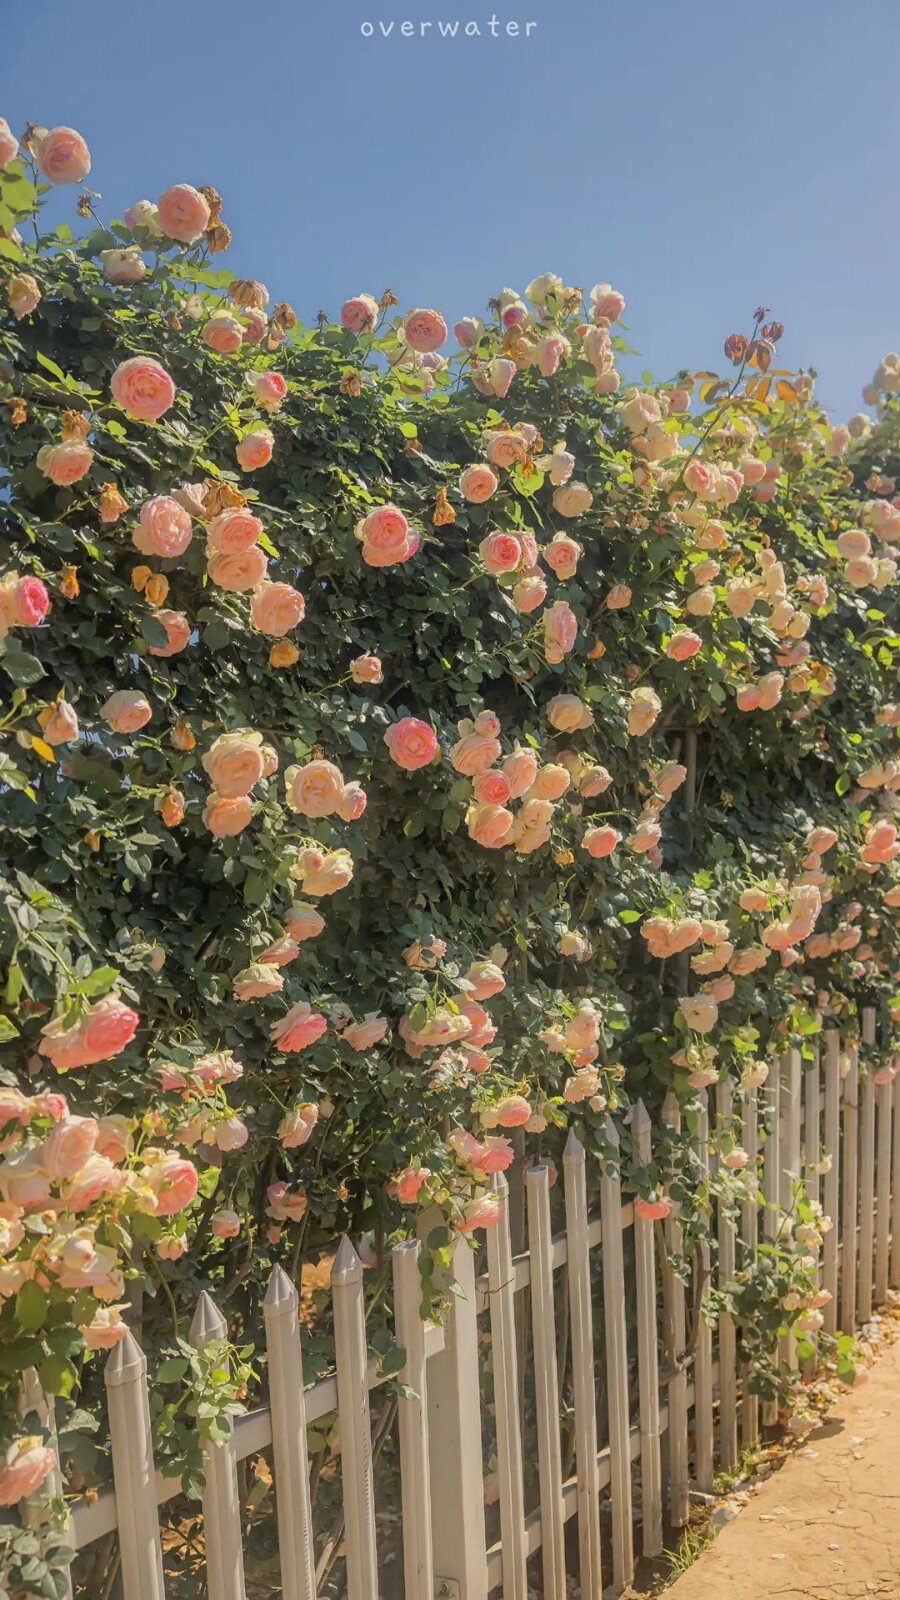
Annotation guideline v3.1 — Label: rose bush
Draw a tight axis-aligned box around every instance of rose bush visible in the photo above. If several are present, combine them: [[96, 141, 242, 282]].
[[2, 116, 900, 1595]]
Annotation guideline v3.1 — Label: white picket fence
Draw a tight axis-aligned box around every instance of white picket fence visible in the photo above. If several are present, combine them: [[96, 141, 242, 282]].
[[38, 1011, 900, 1600]]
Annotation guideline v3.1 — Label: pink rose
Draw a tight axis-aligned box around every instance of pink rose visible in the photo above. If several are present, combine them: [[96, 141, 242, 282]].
[[584, 825, 619, 859], [257, 937, 301, 967], [202, 731, 264, 796], [607, 583, 632, 610], [537, 334, 568, 377], [458, 1194, 502, 1233], [503, 746, 538, 797], [404, 308, 448, 353], [206, 510, 262, 553], [252, 371, 288, 413], [544, 535, 581, 579], [284, 759, 345, 817], [95, 1115, 131, 1161], [102, 690, 152, 733], [157, 184, 210, 244], [208, 546, 268, 592], [544, 600, 577, 663], [392, 1166, 431, 1204], [271, 1002, 327, 1052], [110, 356, 176, 422], [683, 459, 715, 497], [80, 1308, 129, 1350], [284, 904, 326, 942], [0, 118, 19, 170], [350, 653, 383, 684], [459, 465, 499, 504], [35, 125, 91, 184], [343, 1017, 389, 1051], [513, 572, 547, 614], [37, 697, 78, 745], [43, 1115, 99, 1179], [467, 803, 513, 847], [635, 1196, 671, 1221], [0, 1439, 57, 1506], [667, 629, 702, 661], [337, 781, 367, 821], [384, 717, 439, 771], [235, 429, 274, 471], [341, 294, 379, 333], [279, 1103, 320, 1148], [736, 685, 761, 712], [454, 316, 484, 348], [496, 1095, 531, 1128], [36, 441, 93, 486], [473, 769, 512, 805], [135, 495, 193, 558], [827, 424, 850, 458], [203, 793, 253, 837], [78, 996, 140, 1063], [740, 458, 767, 486], [203, 312, 244, 354], [146, 1154, 199, 1215], [359, 504, 410, 556], [451, 730, 502, 776], [479, 531, 522, 574], [590, 283, 626, 322], [212, 1209, 241, 1238], [249, 580, 305, 636]]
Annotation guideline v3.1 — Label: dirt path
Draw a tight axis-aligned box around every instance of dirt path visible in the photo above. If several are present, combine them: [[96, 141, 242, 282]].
[[662, 1335, 900, 1600]]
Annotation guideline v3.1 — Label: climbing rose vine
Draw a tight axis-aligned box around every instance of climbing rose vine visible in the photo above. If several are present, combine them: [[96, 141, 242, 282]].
[[1, 113, 900, 1591]]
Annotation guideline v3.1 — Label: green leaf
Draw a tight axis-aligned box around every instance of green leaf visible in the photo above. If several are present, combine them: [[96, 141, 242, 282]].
[[0, 1015, 20, 1043], [156, 1358, 190, 1383], [141, 615, 171, 650], [0, 647, 47, 687], [36, 352, 68, 383], [15, 1280, 48, 1331]]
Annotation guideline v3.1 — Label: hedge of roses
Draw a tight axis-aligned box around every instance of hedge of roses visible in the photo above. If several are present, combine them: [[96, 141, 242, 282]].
[[2, 114, 900, 1594]]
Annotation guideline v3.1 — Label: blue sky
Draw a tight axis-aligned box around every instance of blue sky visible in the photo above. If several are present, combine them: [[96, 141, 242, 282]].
[[6, 0, 898, 419]]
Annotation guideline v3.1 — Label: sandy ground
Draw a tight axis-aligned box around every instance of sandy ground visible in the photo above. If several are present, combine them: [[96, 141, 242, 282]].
[[662, 1335, 900, 1600]]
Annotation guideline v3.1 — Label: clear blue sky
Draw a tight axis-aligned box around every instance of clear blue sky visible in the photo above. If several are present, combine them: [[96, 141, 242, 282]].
[[6, 0, 898, 420]]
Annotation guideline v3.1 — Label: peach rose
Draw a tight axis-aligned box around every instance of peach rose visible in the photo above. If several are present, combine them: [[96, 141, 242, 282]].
[[101, 248, 146, 285], [35, 125, 91, 184], [279, 1102, 320, 1148], [350, 653, 383, 684], [135, 495, 193, 558], [359, 504, 410, 556], [208, 546, 268, 592], [404, 308, 448, 352], [235, 429, 274, 471], [110, 356, 176, 421], [0, 1438, 57, 1506], [284, 904, 326, 942], [80, 1307, 129, 1350], [531, 764, 570, 801], [591, 283, 626, 322], [451, 730, 502, 776], [146, 1154, 199, 1215], [203, 312, 244, 354], [234, 961, 284, 1000], [627, 687, 661, 737], [37, 698, 79, 745], [252, 371, 288, 412], [157, 184, 210, 244], [36, 441, 93, 485], [337, 781, 366, 821], [211, 1209, 241, 1239], [666, 629, 702, 661], [403, 937, 446, 969], [544, 600, 577, 663], [202, 730, 264, 796], [341, 294, 379, 333], [147, 610, 190, 657], [206, 510, 262, 553], [454, 316, 484, 347], [102, 690, 152, 733], [43, 1114, 99, 1178], [460, 465, 499, 504], [8, 273, 41, 320], [285, 759, 345, 817], [38, 995, 139, 1072], [294, 846, 354, 895], [473, 769, 512, 805], [458, 1194, 502, 1232], [271, 1002, 327, 1052], [547, 694, 593, 732], [544, 535, 582, 579], [0, 117, 19, 170], [513, 572, 548, 613], [552, 482, 593, 518], [467, 802, 513, 847], [249, 580, 306, 637], [584, 825, 619, 859], [635, 1195, 671, 1221], [203, 793, 253, 837], [384, 717, 439, 771], [344, 1017, 389, 1051], [392, 1166, 431, 1203]]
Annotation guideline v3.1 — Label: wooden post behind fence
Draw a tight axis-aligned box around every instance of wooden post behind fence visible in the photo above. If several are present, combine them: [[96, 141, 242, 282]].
[[562, 1129, 603, 1595], [841, 1047, 860, 1334], [715, 1080, 738, 1471], [823, 1032, 841, 1334], [693, 1091, 714, 1494], [393, 1238, 434, 1600], [631, 1102, 662, 1560], [600, 1116, 634, 1590], [486, 1171, 528, 1600], [190, 1292, 247, 1600], [526, 1165, 566, 1600], [661, 1093, 689, 1525], [331, 1238, 379, 1600], [263, 1266, 317, 1600]]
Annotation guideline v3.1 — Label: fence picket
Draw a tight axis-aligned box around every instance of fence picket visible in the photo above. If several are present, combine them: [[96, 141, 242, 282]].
[[739, 1087, 759, 1450], [392, 1239, 434, 1600], [631, 1102, 663, 1559], [661, 1093, 689, 1528], [715, 1080, 738, 1471], [600, 1115, 634, 1589], [526, 1165, 566, 1600], [803, 1047, 822, 1375], [779, 1050, 802, 1373], [762, 1066, 781, 1428], [823, 1033, 841, 1335], [190, 1293, 247, 1600], [858, 1064, 876, 1323], [262, 1266, 317, 1600], [693, 1091, 714, 1493], [562, 1129, 603, 1595], [103, 1332, 166, 1600], [486, 1171, 528, 1600], [331, 1237, 379, 1600], [875, 1074, 892, 1306], [416, 1215, 487, 1600], [840, 1047, 859, 1333], [890, 1071, 900, 1292]]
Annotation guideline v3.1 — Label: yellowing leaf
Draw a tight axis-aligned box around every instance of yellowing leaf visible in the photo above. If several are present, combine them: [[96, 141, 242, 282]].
[[776, 379, 798, 403], [31, 737, 57, 764], [756, 378, 772, 403]]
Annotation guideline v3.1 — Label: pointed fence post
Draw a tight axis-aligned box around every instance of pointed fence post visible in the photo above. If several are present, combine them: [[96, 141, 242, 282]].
[[331, 1238, 379, 1600], [823, 1033, 841, 1335], [392, 1238, 434, 1600], [779, 1050, 802, 1373], [263, 1266, 317, 1600], [892, 1074, 900, 1290], [875, 1070, 892, 1307], [629, 1103, 662, 1559], [562, 1129, 603, 1595], [190, 1292, 247, 1600], [693, 1090, 714, 1493], [600, 1116, 634, 1591], [739, 1086, 759, 1449], [526, 1165, 565, 1600], [762, 1066, 781, 1428], [841, 1045, 859, 1333], [715, 1080, 738, 1471], [858, 1064, 876, 1324], [415, 1212, 487, 1600], [19, 1370, 74, 1600], [803, 1046, 822, 1375], [661, 1093, 689, 1525], [104, 1332, 166, 1600], [485, 1172, 528, 1600]]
